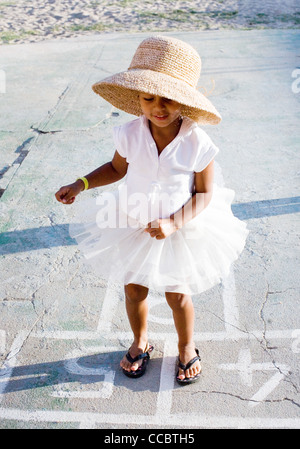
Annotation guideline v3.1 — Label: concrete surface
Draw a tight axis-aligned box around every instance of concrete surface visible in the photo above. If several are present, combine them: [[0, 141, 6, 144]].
[[0, 30, 299, 429]]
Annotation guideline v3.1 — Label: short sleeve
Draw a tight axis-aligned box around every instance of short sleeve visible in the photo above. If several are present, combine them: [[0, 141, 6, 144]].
[[113, 124, 128, 159], [193, 130, 219, 173]]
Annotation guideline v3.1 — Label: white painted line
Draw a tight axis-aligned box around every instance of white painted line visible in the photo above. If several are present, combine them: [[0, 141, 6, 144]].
[[78, 418, 96, 429], [216, 161, 241, 338], [51, 379, 114, 399], [63, 346, 118, 376], [51, 345, 117, 400], [234, 348, 252, 386], [219, 348, 291, 407], [97, 282, 121, 332], [30, 328, 300, 342], [249, 366, 290, 408], [0, 331, 28, 405], [222, 267, 241, 337], [291, 329, 300, 353], [0, 407, 299, 428], [0, 330, 5, 355], [155, 337, 177, 423]]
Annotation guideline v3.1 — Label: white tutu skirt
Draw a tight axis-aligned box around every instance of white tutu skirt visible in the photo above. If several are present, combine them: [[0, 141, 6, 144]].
[[69, 184, 248, 295]]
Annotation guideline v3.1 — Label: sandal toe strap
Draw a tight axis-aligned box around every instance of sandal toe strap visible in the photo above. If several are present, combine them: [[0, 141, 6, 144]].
[[178, 349, 201, 371], [125, 345, 154, 364]]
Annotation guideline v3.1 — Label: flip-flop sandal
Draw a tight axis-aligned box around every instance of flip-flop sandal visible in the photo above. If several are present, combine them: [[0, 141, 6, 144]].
[[122, 345, 154, 378], [176, 348, 202, 385]]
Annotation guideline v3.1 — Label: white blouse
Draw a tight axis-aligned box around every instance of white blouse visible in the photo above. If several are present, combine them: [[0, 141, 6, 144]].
[[113, 115, 219, 224]]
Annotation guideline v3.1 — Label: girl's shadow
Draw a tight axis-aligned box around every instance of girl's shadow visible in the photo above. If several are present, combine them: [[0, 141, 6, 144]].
[[2, 350, 176, 396]]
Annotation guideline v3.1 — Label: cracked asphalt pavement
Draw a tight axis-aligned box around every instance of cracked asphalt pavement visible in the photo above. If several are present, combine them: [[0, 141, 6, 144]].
[[0, 30, 299, 429]]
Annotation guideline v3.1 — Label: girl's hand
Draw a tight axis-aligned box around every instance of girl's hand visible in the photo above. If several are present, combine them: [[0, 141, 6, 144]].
[[144, 218, 179, 240], [55, 180, 83, 205]]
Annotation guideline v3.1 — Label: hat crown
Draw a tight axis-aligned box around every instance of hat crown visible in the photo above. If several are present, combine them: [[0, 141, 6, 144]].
[[128, 36, 201, 89]]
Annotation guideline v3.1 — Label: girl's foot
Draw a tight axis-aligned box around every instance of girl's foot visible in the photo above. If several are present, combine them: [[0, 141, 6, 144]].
[[177, 345, 202, 382], [120, 342, 151, 373]]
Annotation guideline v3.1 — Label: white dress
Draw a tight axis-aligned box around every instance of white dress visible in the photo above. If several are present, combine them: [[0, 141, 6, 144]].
[[69, 115, 248, 295]]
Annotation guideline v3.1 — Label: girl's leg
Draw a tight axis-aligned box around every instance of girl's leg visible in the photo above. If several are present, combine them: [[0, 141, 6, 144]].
[[120, 283, 149, 372], [165, 292, 201, 380]]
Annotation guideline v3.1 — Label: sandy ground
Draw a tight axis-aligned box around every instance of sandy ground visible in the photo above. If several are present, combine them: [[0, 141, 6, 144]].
[[0, 0, 299, 45]]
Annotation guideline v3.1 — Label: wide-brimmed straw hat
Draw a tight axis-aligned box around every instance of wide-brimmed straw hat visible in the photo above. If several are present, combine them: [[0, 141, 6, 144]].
[[92, 35, 221, 125]]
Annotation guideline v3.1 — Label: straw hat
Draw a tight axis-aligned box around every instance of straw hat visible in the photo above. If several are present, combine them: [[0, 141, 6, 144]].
[[92, 35, 221, 125]]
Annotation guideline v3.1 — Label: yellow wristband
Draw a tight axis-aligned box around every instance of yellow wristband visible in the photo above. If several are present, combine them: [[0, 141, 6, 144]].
[[77, 177, 89, 190]]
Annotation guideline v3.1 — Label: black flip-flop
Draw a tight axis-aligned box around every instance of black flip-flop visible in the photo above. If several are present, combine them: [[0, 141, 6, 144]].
[[176, 348, 202, 385], [122, 345, 154, 378]]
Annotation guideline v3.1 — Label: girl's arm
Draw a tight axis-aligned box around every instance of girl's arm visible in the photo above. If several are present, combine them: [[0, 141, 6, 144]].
[[145, 161, 214, 239], [171, 160, 214, 229], [55, 151, 128, 204]]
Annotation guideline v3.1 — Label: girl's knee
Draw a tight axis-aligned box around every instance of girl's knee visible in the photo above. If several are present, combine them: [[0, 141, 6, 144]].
[[165, 292, 191, 310], [125, 283, 149, 303]]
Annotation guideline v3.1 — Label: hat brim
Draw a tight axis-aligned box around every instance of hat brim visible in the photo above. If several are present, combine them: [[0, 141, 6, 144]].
[[92, 69, 221, 125]]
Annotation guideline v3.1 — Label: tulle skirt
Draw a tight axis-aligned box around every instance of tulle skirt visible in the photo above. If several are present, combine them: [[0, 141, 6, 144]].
[[69, 182, 248, 295]]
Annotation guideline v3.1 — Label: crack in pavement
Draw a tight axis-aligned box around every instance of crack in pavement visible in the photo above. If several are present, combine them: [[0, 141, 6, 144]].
[[192, 389, 300, 408], [258, 283, 300, 394]]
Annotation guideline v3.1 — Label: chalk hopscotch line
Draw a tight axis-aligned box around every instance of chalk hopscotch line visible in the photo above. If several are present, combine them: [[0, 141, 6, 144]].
[[0, 330, 5, 355], [30, 328, 300, 341], [218, 348, 291, 408], [1, 262, 299, 428], [0, 407, 299, 429], [51, 345, 119, 400], [0, 331, 28, 404], [0, 329, 299, 428]]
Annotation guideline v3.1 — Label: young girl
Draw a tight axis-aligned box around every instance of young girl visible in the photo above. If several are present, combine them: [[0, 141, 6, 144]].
[[55, 36, 248, 385]]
